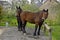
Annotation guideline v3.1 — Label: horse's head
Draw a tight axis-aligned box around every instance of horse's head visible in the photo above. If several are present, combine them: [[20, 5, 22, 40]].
[[16, 6, 22, 13], [42, 9, 48, 20]]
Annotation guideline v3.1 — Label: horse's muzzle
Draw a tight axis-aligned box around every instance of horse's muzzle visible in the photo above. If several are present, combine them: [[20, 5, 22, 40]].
[[42, 18, 45, 20]]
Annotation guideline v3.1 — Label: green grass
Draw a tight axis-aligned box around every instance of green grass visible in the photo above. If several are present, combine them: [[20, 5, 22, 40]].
[[26, 22, 35, 28], [52, 25, 60, 40]]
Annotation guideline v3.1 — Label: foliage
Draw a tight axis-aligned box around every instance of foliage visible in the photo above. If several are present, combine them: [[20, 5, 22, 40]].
[[20, 4, 40, 12], [0, 5, 3, 13]]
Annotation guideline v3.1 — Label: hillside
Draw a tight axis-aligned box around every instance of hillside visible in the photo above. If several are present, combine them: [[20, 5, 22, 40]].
[[40, 0, 60, 25], [40, 0, 58, 9]]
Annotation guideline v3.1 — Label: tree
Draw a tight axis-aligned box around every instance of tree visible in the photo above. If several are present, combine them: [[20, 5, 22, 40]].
[[0, 5, 2, 13], [0, 5, 3, 22]]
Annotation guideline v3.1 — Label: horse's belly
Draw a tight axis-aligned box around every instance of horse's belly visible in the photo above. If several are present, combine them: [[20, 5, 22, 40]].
[[26, 19, 35, 24], [28, 21, 35, 24]]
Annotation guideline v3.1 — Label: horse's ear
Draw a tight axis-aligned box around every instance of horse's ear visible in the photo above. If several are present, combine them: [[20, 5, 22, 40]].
[[43, 9, 48, 12], [19, 6, 21, 9], [19, 6, 22, 11], [47, 9, 48, 12], [43, 9, 45, 11]]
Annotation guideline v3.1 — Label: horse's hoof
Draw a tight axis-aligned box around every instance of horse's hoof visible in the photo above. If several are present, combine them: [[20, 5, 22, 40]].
[[33, 33, 36, 36], [23, 33, 26, 35], [23, 31, 26, 33], [18, 29, 22, 31], [37, 33, 40, 35]]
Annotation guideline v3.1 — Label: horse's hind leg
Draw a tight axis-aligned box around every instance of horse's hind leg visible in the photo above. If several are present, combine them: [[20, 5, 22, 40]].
[[34, 24, 38, 36], [22, 21, 27, 33], [18, 20, 22, 31]]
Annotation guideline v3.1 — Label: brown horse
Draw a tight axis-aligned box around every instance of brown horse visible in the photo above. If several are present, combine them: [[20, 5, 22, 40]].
[[16, 6, 48, 36], [20, 9, 48, 36]]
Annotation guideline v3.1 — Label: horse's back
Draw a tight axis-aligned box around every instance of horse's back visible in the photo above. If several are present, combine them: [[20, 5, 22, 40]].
[[20, 11, 37, 22]]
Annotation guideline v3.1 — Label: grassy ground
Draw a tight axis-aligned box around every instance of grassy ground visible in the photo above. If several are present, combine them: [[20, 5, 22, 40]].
[[52, 25, 60, 40], [26, 23, 60, 40]]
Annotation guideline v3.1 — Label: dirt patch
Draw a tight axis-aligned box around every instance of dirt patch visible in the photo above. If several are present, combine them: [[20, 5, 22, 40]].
[[0, 28, 7, 35]]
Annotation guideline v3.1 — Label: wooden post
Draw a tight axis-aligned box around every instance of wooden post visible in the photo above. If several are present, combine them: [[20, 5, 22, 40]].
[[44, 25, 46, 32], [6, 22, 8, 27], [44, 23, 52, 40], [49, 28, 52, 40]]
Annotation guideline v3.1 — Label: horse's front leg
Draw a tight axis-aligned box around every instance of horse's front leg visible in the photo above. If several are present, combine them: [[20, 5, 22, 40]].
[[37, 22, 43, 35], [17, 16, 22, 31], [19, 20, 22, 31], [34, 24, 38, 36], [37, 25, 41, 35]]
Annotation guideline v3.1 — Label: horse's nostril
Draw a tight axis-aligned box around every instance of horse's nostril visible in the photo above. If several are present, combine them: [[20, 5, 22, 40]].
[[42, 19, 44, 21], [41, 18, 45, 21]]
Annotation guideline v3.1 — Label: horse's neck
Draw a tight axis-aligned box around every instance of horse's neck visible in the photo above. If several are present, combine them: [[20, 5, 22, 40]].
[[18, 10, 23, 15], [36, 11, 43, 18], [35, 11, 41, 15]]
